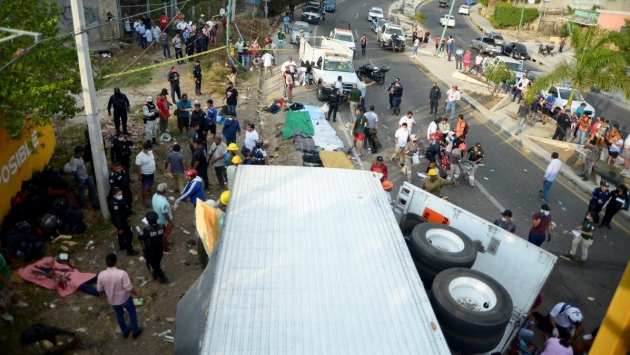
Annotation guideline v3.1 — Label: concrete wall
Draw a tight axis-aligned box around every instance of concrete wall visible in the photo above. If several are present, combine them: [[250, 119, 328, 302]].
[[55, 0, 119, 42], [538, 0, 630, 12], [597, 11, 630, 31]]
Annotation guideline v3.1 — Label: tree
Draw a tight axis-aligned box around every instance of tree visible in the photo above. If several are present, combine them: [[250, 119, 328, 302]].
[[0, 0, 82, 139], [528, 23, 630, 107], [484, 60, 516, 96], [406, 12, 428, 29]]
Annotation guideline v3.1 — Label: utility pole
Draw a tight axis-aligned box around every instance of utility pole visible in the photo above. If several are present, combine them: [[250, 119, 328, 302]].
[[71, 0, 110, 219], [516, 0, 526, 41], [435, 0, 456, 56]]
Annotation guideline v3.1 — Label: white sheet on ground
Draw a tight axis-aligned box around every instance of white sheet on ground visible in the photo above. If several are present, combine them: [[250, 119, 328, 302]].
[[303, 104, 345, 151]]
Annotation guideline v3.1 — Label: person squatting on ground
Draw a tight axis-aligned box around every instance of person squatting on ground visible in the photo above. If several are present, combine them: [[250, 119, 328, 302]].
[[139, 211, 169, 283]]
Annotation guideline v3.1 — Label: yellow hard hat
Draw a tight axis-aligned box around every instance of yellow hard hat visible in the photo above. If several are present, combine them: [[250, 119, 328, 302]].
[[232, 155, 243, 165], [227, 143, 239, 151], [220, 191, 230, 205], [428, 168, 438, 176]]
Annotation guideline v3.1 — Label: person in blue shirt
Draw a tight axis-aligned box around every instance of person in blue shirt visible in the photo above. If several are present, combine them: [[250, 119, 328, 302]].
[[576, 102, 586, 118], [173, 169, 206, 208], [541, 93, 556, 125], [206, 99, 218, 139]]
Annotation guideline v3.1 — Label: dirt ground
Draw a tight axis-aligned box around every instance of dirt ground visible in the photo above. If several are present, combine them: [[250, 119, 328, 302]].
[[0, 16, 300, 355]]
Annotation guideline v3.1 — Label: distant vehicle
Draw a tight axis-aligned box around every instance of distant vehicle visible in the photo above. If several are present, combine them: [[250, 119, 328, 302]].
[[367, 7, 384, 22], [323, 0, 336, 12], [372, 18, 390, 33], [458, 5, 470, 14], [485, 32, 505, 46], [377, 23, 406, 51], [330, 27, 356, 52], [466, 0, 477, 4], [290, 21, 311, 44], [439, 0, 450, 7], [501, 42, 531, 60], [439, 14, 456, 27], [300, 5, 321, 24], [333, 19, 351, 30], [542, 84, 596, 117], [483, 56, 526, 85], [305, 0, 323, 9], [471, 36, 502, 55]]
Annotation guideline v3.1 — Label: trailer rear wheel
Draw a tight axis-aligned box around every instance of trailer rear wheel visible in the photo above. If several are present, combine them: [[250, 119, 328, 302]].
[[431, 268, 513, 336], [399, 213, 426, 237], [409, 224, 477, 269], [438, 318, 505, 353]]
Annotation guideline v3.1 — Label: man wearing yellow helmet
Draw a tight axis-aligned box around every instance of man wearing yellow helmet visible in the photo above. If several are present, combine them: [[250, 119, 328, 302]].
[[421, 168, 458, 197], [226, 156, 242, 191]]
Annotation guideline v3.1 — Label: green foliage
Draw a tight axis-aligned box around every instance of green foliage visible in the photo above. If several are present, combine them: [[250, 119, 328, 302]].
[[0, 0, 82, 139], [484, 60, 516, 95], [566, 5, 575, 14], [490, 3, 539, 29], [591, 4, 604, 10], [559, 23, 572, 38], [479, 0, 489, 7], [406, 12, 428, 28], [530, 23, 630, 106], [610, 19, 630, 64]]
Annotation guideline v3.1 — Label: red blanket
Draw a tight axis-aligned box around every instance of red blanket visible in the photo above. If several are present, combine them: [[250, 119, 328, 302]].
[[18, 257, 96, 297]]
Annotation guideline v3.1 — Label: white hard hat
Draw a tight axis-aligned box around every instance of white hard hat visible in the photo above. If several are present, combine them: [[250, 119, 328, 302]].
[[147, 96, 153, 102], [410, 134, 418, 141], [566, 307, 583, 326]]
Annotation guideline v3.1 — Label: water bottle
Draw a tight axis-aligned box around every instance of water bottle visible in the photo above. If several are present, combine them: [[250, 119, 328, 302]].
[[518, 339, 527, 348]]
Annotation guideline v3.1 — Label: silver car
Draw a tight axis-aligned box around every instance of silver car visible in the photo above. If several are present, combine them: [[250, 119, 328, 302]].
[[290, 21, 311, 43]]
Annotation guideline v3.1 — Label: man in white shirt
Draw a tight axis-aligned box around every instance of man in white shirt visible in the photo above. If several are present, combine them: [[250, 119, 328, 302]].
[[135, 142, 157, 207], [470, 54, 484, 75], [427, 118, 438, 141], [219, 7, 226, 18], [281, 56, 297, 81], [364, 105, 380, 153], [445, 85, 461, 120], [540, 152, 561, 204], [392, 122, 410, 167], [176, 20, 187, 32], [398, 111, 416, 133], [261, 52, 274, 77], [512, 73, 530, 102], [143, 28, 154, 51]]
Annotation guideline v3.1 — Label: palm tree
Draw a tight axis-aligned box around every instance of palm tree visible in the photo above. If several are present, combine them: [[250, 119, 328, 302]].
[[528, 23, 630, 108]]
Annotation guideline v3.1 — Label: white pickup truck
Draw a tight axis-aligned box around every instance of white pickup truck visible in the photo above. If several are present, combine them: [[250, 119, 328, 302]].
[[298, 36, 359, 101], [173, 167, 556, 355]]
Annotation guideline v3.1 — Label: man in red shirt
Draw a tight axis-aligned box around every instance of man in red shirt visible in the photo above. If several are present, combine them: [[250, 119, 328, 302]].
[[370, 156, 389, 182], [156, 88, 171, 135], [528, 204, 553, 247], [159, 13, 169, 32]]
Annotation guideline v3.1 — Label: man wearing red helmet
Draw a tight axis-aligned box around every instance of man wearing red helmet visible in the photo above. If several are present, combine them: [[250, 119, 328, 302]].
[[174, 169, 206, 209]]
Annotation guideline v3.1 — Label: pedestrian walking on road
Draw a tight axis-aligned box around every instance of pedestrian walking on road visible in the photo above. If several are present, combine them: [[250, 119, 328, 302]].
[[327, 89, 340, 122], [540, 152, 561, 203], [412, 37, 420, 58], [493, 210, 516, 234], [565, 210, 597, 264], [463, 50, 471, 72], [428, 82, 441, 115], [586, 181, 610, 216], [364, 105, 380, 153], [392, 123, 409, 167], [577, 138, 600, 181], [528, 204, 552, 247], [386, 78, 401, 109], [348, 84, 362, 116], [360, 34, 367, 57], [455, 46, 463, 69], [515, 101, 530, 135], [390, 80, 404, 115], [351, 107, 367, 157], [445, 86, 460, 120], [599, 184, 629, 229]]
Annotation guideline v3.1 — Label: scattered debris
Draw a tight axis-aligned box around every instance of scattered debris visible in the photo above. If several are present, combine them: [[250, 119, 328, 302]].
[[41, 340, 54, 350], [75, 327, 87, 333], [180, 227, 191, 235], [140, 280, 149, 287], [139, 256, 145, 262], [60, 246, 69, 252], [559, 255, 572, 261], [52, 235, 72, 243], [483, 177, 489, 180], [490, 169, 494, 172], [72, 307, 80, 312], [162, 335, 175, 342], [523, 169, 527, 173], [189, 249, 198, 256], [166, 317, 175, 323], [587, 297, 595, 301], [168, 196, 175, 201], [158, 330, 172, 338]]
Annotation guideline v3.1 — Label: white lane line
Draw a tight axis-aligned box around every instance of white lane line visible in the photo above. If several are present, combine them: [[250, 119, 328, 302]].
[[336, 111, 366, 170], [356, 13, 359, 18], [474, 179, 506, 213], [363, 3, 367, 7]]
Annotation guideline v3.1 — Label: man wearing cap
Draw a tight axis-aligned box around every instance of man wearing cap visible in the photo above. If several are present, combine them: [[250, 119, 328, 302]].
[[421, 168, 458, 197], [151, 183, 174, 252], [445, 85, 460, 120], [190, 102, 207, 141], [224, 81, 239, 118], [382, 181, 394, 206], [209, 137, 228, 187], [392, 122, 409, 167], [512, 73, 530, 102], [142, 96, 160, 145], [587, 181, 610, 215], [566, 210, 597, 264], [370, 156, 389, 182], [493, 210, 516, 234], [111, 131, 134, 180], [528, 204, 553, 247], [176, 93, 192, 137], [193, 60, 203, 95], [467, 143, 484, 164], [109, 161, 133, 213], [168, 66, 182, 103], [107, 88, 131, 135], [174, 170, 206, 209], [226, 156, 242, 191], [540, 152, 561, 204], [156, 88, 171, 135], [404, 134, 422, 182]]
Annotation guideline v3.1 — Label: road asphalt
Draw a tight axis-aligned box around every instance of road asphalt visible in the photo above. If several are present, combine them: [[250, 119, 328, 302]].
[[262, 0, 630, 347]]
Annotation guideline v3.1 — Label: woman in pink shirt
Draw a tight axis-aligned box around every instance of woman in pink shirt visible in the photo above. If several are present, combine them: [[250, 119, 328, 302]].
[[97, 253, 143, 339], [540, 333, 573, 355], [463, 50, 471, 72]]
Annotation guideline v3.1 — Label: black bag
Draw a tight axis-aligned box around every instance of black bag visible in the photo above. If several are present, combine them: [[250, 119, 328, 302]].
[[289, 102, 305, 111], [4, 231, 44, 261], [49, 198, 69, 216], [65, 208, 84, 224], [40, 214, 60, 233], [21, 324, 78, 355], [302, 149, 322, 164]]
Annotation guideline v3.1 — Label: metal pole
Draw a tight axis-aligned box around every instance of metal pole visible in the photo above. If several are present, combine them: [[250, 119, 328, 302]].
[[516, 0, 525, 41], [71, 0, 110, 219], [434, 0, 456, 56], [402, 0, 406, 14], [226, 0, 232, 57], [231, 0, 236, 21]]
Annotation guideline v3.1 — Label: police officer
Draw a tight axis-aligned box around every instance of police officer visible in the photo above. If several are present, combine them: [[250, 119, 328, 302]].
[[107, 87, 131, 135], [250, 139, 268, 165], [143, 96, 159, 145], [138, 211, 168, 283], [327, 88, 340, 122], [111, 131, 134, 180], [386, 78, 401, 110], [107, 187, 139, 255], [109, 161, 133, 213], [428, 82, 442, 116]]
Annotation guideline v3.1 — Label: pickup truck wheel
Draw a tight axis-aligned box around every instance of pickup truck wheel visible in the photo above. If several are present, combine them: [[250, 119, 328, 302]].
[[438, 318, 504, 353], [316, 84, 325, 101], [410, 255, 441, 289], [409, 224, 477, 269], [380, 41, 384, 48], [400, 213, 426, 237], [431, 268, 513, 336]]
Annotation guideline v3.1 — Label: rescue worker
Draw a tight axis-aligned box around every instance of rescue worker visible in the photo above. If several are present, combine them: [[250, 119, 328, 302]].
[[370, 156, 389, 182], [327, 88, 340, 122], [382, 180, 393, 206], [174, 169, 206, 209], [227, 156, 242, 191], [198, 191, 230, 268], [143, 96, 160, 145], [138, 211, 168, 283], [107, 187, 139, 255], [107, 87, 131, 135], [421, 168, 458, 197], [111, 131, 134, 180], [108, 161, 133, 213], [249, 139, 269, 165], [404, 134, 422, 182]]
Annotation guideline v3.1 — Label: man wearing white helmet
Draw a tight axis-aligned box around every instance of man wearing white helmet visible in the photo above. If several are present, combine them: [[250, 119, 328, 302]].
[[543, 302, 583, 338], [143, 96, 160, 145]]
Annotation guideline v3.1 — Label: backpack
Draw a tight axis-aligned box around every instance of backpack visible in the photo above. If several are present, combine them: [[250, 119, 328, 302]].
[[463, 121, 469, 136], [40, 214, 60, 233], [21, 324, 78, 355], [289, 102, 305, 111], [49, 198, 69, 217]]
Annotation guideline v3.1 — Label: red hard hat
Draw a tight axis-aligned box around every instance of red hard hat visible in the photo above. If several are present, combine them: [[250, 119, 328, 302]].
[[185, 169, 197, 178]]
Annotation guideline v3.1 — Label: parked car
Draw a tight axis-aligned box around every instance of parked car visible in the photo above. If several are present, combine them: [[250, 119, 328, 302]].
[[439, 0, 450, 7], [367, 7, 384, 22], [501, 42, 531, 60], [372, 18, 390, 33], [458, 5, 470, 14], [439, 14, 456, 27], [542, 84, 596, 117], [290, 21, 311, 44], [300, 5, 321, 24], [471, 36, 502, 55], [485, 32, 505, 46], [323, 0, 336, 12], [483, 56, 526, 85], [377, 23, 406, 51]]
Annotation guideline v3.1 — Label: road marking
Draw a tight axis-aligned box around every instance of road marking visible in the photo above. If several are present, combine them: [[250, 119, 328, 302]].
[[474, 179, 506, 213], [336, 111, 366, 170], [363, 3, 367, 7], [356, 13, 359, 18]]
